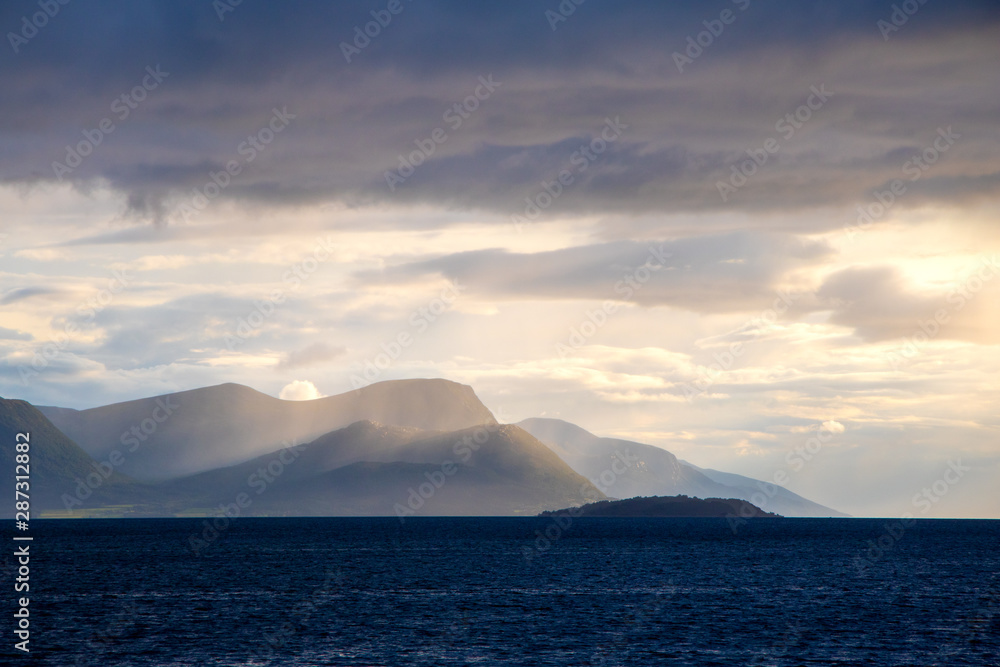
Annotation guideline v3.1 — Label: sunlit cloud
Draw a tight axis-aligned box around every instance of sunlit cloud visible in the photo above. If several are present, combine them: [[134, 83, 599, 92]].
[[278, 380, 325, 401]]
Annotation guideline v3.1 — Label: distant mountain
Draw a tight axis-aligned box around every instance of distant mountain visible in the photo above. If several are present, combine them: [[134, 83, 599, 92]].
[[540, 495, 780, 518], [0, 397, 144, 515], [39, 379, 497, 481], [517, 417, 722, 498], [680, 462, 849, 517], [6, 379, 845, 519], [164, 421, 605, 517], [518, 417, 846, 517]]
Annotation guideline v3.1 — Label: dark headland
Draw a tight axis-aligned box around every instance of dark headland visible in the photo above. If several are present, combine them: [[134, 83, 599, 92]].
[[539, 495, 782, 518]]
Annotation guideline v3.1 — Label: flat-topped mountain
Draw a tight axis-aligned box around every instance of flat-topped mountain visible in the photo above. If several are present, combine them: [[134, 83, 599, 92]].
[[4, 378, 844, 519], [39, 379, 496, 481]]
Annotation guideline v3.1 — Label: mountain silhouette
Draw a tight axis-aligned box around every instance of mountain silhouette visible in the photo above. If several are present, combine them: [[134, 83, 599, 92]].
[[518, 417, 845, 517], [0, 397, 143, 514], [164, 421, 604, 516], [540, 495, 780, 518], [10, 379, 844, 518], [40, 379, 496, 481]]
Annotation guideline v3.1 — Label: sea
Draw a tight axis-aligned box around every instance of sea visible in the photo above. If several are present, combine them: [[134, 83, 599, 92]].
[[5, 517, 999, 666]]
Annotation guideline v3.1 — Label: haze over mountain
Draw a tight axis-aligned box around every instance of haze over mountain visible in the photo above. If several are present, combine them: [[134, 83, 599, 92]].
[[0, 397, 143, 514], [676, 463, 848, 518], [9, 379, 841, 518], [169, 421, 604, 517], [40, 379, 496, 481], [3, 392, 602, 517], [518, 418, 845, 517]]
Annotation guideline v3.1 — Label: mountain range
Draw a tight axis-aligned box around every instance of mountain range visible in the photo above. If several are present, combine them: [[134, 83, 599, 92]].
[[517, 417, 845, 517], [0, 379, 844, 518], [37, 379, 495, 480]]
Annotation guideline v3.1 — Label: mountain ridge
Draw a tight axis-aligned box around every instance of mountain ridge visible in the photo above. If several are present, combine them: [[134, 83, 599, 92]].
[[518, 417, 846, 517], [162, 420, 605, 518], [0, 397, 146, 515], [39, 378, 497, 481], [4, 379, 844, 518]]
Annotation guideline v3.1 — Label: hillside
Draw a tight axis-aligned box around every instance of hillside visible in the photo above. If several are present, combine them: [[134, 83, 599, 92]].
[[163, 421, 605, 517], [0, 397, 144, 515], [39, 379, 497, 481], [519, 417, 846, 517]]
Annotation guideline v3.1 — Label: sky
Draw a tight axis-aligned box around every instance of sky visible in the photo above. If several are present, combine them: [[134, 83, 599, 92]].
[[1, 0, 998, 518]]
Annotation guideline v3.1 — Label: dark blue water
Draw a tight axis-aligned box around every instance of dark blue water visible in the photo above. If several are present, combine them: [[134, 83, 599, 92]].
[[3, 518, 998, 665]]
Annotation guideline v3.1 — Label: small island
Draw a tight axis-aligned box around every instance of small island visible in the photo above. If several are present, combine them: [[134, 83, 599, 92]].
[[539, 495, 782, 518]]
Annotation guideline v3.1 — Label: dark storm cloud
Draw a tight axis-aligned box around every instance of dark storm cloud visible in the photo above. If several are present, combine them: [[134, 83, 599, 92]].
[[1, 0, 998, 230]]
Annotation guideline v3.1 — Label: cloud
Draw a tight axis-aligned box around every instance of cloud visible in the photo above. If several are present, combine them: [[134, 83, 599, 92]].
[[363, 231, 831, 313], [277, 342, 346, 370], [13, 248, 71, 261], [822, 420, 846, 434], [0, 286, 64, 305], [817, 259, 1000, 343], [0, 326, 32, 341], [278, 379, 324, 401], [0, 1, 997, 231], [1, 0, 999, 519]]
